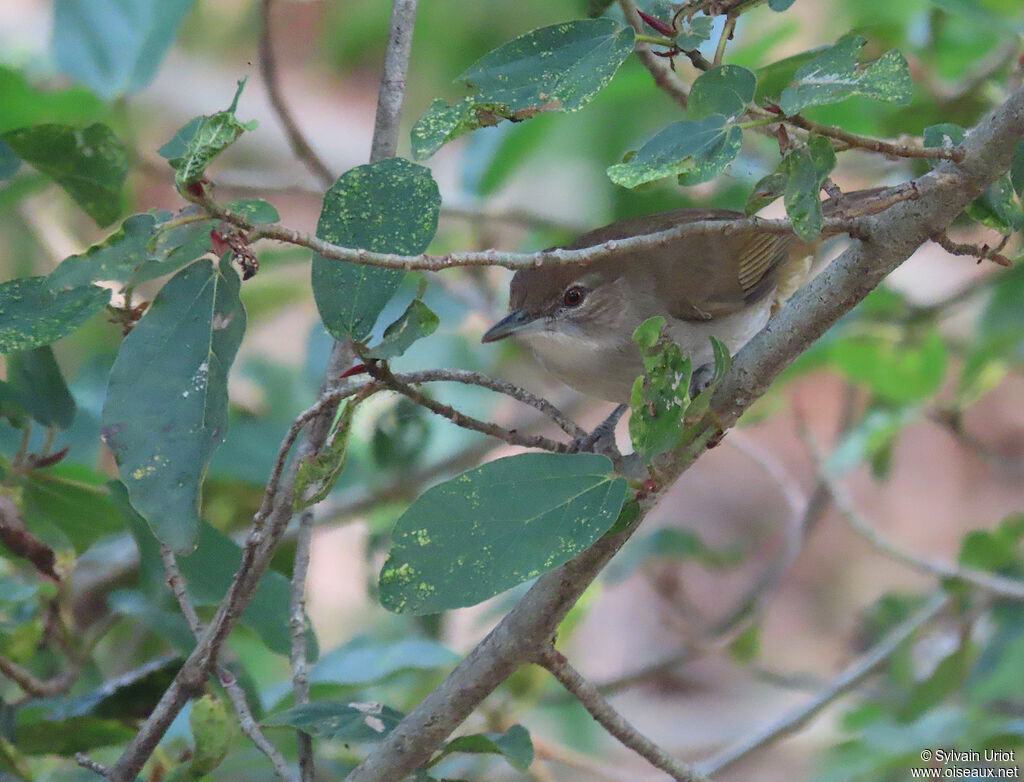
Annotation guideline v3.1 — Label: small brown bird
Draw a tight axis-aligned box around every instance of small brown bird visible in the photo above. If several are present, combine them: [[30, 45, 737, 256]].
[[482, 208, 812, 402]]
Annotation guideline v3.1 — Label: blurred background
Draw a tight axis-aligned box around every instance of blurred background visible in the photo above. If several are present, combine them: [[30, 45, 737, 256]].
[[1, 0, 1023, 780]]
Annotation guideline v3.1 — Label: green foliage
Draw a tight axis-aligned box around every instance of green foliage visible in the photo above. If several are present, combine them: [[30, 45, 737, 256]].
[[0, 276, 110, 353], [53, 0, 194, 99], [688, 66, 758, 121], [411, 19, 634, 159], [102, 257, 246, 552], [628, 317, 730, 458], [3, 2, 1024, 777], [433, 724, 534, 771], [117, 484, 312, 656], [22, 466, 124, 553], [265, 701, 405, 742], [309, 636, 460, 686], [4, 346, 75, 429], [607, 115, 743, 189], [378, 453, 627, 614], [187, 693, 235, 777], [365, 298, 440, 360], [164, 80, 257, 191], [778, 34, 913, 115], [312, 158, 440, 341], [1, 123, 128, 226], [294, 402, 355, 510]]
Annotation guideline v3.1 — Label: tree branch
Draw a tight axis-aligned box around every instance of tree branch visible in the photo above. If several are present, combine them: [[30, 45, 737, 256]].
[[343, 84, 1024, 782], [160, 547, 298, 782], [366, 363, 574, 453], [289, 509, 315, 782], [535, 646, 704, 782], [803, 429, 1024, 600], [694, 591, 950, 776], [103, 4, 422, 779]]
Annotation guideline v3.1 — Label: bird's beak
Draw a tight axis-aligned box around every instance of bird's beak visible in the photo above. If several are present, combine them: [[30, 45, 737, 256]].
[[481, 309, 536, 343]]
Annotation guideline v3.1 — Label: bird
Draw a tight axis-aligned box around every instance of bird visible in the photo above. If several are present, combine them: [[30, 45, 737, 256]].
[[481, 208, 813, 403]]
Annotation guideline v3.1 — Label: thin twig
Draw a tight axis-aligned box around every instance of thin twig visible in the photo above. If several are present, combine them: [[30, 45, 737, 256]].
[[75, 754, 111, 777], [803, 429, 1024, 600], [366, 363, 573, 453], [161, 546, 299, 782], [932, 231, 1013, 267], [536, 646, 705, 782], [619, 0, 690, 109], [348, 81, 1024, 782], [783, 113, 964, 161], [219, 667, 298, 782], [397, 369, 586, 440], [713, 15, 736, 67], [289, 508, 315, 782], [160, 545, 203, 635], [694, 591, 950, 776], [202, 195, 868, 272], [103, 1, 426, 775], [258, 0, 334, 188], [0, 652, 77, 698]]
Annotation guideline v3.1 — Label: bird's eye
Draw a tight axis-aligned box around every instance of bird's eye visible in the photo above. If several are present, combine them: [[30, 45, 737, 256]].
[[563, 286, 586, 307]]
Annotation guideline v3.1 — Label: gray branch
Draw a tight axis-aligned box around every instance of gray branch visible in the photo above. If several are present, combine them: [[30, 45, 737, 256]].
[[344, 85, 1024, 782]]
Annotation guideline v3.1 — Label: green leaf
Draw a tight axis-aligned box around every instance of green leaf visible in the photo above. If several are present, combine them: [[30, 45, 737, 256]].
[[22, 466, 125, 553], [755, 48, 827, 106], [965, 176, 1024, 234], [902, 644, 972, 720], [768, 0, 798, 9], [783, 135, 837, 240], [312, 158, 440, 341], [728, 624, 761, 662], [107, 589, 195, 652], [188, 693, 235, 777], [0, 276, 110, 353], [53, 0, 193, 99], [365, 299, 440, 360], [1011, 138, 1024, 198], [167, 80, 257, 190], [745, 170, 787, 214], [688, 65, 757, 121], [117, 485, 307, 656], [437, 724, 534, 772], [46, 654, 181, 721], [1, 122, 128, 226], [294, 402, 355, 510], [629, 317, 692, 457], [979, 265, 1024, 364], [102, 257, 246, 552], [309, 636, 459, 686], [5, 346, 75, 428], [48, 213, 162, 290], [778, 34, 913, 116], [226, 198, 279, 223], [158, 116, 202, 160], [825, 407, 920, 478], [925, 124, 1021, 234], [411, 19, 634, 159], [14, 715, 135, 755], [46, 208, 231, 292], [0, 65, 105, 135], [829, 331, 948, 405], [378, 453, 628, 615], [607, 115, 743, 188], [959, 515, 1024, 573], [264, 701, 404, 742]]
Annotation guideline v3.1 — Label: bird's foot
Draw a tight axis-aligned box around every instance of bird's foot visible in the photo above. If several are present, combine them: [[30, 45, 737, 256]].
[[572, 403, 627, 458]]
